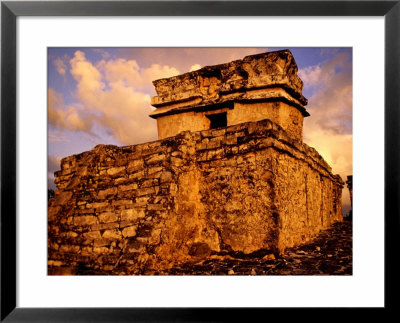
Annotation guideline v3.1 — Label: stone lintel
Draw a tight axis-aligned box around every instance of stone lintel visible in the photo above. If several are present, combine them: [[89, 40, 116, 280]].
[[151, 49, 308, 116], [150, 87, 310, 119]]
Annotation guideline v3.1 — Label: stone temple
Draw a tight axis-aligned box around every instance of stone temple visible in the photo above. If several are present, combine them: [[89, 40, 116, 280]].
[[48, 50, 344, 275], [150, 49, 309, 141]]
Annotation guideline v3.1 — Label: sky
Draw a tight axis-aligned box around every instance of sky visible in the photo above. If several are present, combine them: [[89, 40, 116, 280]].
[[48, 47, 353, 214]]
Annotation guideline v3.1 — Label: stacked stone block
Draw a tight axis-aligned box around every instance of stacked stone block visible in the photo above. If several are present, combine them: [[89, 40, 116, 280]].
[[48, 118, 343, 275]]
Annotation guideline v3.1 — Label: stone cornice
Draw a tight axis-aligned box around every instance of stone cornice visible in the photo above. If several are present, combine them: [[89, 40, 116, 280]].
[[150, 50, 309, 117]]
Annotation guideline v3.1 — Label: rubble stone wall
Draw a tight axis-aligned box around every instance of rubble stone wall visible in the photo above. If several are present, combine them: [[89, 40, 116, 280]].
[[48, 119, 343, 274]]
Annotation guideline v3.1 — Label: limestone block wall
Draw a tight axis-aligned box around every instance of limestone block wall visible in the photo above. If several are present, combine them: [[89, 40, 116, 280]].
[[48, 119, 343, 275], [155, 101, 304, 141], [156, 109, 211, 140], [231, 101, 304, 140], [48, 141, 178, 274]]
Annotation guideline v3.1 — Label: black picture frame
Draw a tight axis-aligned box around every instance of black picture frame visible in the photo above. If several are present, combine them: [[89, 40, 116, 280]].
[[1, 0, 399, 321]]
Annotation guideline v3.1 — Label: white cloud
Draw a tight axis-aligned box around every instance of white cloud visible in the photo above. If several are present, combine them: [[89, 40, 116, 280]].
[[301, 52, 353, 209], [298, 65, 322, 88], [91, 48, 111, 59], [48, 88, 93, 132], [97, 58, 179, 93], [53, 56, 67, 75], [48, 155, 62, 190], [65, 50, 181, 145], [48, 131, 70, 143], [189, 64, 202, 72]]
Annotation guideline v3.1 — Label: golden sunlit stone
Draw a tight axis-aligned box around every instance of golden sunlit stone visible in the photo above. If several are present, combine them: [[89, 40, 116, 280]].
[[48, 50, 344, 275], [150, 49, 309, 141]]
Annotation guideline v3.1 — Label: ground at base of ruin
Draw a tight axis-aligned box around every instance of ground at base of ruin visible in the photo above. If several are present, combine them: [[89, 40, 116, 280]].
[[50, 220, 352, 276], [151, 220, 353, 276]]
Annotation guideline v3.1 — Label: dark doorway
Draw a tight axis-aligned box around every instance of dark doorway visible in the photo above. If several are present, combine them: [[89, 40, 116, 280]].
[[206, 112, 227, 129]]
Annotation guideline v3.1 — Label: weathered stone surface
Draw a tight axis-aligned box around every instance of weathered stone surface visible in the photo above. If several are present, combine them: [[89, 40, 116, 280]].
[[122, 226, 137, 238], [74, 216, 97, 226], [98, 212, 119, 223], [346, 175, 353, 212], [88, 202, 109, 209], [62, 231, 78, 239], [48, 206, 61, 221], [150, 50, 309, 140], [91, 223, 119, 231], [107, 166, 125, 176], [93, 239, 111, 247], [53, 191, 73, 206], [119, 183, 138, 192], [97, 187, 117, 199], [50, 221, 352, 276], [153, 221, 352, 276], [121, 208, 145, 221], [59, 245, 80, 253], [102, 229, 122, 239], [151, 50, 307, 108], [83, 231, 102, 240], [48, 118, 343, 275], [48, 50, 345, 275], [93, 247, 109, 254]]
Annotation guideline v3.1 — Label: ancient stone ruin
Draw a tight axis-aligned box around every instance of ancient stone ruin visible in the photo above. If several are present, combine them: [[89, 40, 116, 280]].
[[346, 175, 353, 208], [346, 175, 353, 219], [48, 50, 344, 275], [150, 49, 309, 141]]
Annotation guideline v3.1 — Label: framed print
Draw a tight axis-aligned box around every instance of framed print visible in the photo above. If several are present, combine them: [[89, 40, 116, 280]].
[[1, 0, 399, 321]]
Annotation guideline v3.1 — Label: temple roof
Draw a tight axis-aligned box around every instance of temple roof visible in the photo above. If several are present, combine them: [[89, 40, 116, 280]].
[[150, 49, 309, 118]]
